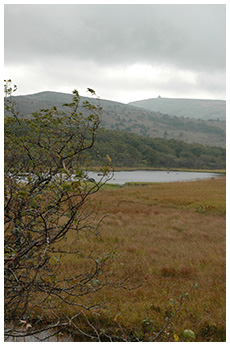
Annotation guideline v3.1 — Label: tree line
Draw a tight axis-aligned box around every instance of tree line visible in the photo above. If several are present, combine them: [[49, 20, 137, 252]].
[[87, 129, 225, 170]]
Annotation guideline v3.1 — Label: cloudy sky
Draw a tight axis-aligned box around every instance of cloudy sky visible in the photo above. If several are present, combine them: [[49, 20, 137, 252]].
[[4, 3, 226, 103]]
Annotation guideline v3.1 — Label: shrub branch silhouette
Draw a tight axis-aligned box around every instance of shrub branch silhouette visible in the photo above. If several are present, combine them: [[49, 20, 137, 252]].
[[4, 80, 116, 340]]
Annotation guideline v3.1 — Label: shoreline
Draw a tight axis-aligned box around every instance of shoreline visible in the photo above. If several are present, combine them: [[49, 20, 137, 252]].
[[89, 166, 226, 174]]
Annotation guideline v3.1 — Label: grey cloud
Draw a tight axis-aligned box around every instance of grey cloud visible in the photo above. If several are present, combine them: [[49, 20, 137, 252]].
[[7, 57, 225, 103], [5, 4, 226, 72], [196, 71, 226, 98], [4, 4, 226, 102]]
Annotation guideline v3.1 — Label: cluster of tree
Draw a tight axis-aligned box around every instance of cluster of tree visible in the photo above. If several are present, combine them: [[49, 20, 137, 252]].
[[4, 105, 225, 172], [156, 114, 225, 135], [87, 129, 226, 170]]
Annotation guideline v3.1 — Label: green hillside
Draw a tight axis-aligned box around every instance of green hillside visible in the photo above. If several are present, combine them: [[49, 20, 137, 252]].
[[7, 91, 226, 148], [128, 97, 226, 121], [88, 129, 225, 170]]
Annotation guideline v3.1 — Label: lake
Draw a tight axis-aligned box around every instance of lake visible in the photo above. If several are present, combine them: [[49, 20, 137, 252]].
[[87, 170, 221, 185], [10, 170, 222, 186]]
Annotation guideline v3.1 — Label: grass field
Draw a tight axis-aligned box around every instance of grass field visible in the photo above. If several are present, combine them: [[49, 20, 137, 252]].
[[59, 176, 226, 341]]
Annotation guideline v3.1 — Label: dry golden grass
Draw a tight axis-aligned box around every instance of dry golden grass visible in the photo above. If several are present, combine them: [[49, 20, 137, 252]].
[[45, 177, 226, 341]]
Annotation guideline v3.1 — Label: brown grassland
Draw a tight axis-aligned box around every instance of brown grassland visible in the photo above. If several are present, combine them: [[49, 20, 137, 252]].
[[58, 176, 226, 342]]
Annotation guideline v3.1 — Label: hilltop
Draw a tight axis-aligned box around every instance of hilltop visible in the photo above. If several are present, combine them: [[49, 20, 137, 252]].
[[128, 97, 226, 121], [8, 91, 226, 148]]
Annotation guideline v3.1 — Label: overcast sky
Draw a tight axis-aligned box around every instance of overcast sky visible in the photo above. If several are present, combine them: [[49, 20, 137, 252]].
[[4, 3, 226, 103]]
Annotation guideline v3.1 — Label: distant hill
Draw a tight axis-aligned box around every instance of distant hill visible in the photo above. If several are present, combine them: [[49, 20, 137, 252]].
[[128, 97, 226, 122], [88, 129, 226, 170], [7, 91, 226, 148]]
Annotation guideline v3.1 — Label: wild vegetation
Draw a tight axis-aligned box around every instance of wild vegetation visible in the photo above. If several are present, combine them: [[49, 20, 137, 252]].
[[4, 81, 225, 341], [8, 91, 226, 147], [5, 96, 226, 171], [4, 81, 115, 341], [7, 177, 224, 341], [87, 128, 226, 169], [77, 177, 226, 341]]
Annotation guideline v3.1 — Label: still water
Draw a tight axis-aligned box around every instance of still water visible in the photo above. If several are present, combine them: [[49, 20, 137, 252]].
[[87, 170, 221, 185]]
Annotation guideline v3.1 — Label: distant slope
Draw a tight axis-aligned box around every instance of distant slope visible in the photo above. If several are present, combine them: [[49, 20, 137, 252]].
[[128, 97, 226, 122], [88, 129, 226, 170], [7, 91, 226, 148]]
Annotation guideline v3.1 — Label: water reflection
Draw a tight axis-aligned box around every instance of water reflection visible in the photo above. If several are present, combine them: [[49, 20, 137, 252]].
[[87, 170, 221, 185]]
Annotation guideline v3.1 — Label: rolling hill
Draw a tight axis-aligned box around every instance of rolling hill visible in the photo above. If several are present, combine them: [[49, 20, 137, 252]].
[[128, 97, 226, 121], [7, 91, 226, 148]]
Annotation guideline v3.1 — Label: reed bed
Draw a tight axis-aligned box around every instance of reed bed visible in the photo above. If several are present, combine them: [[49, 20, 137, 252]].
[[13, 177, 225, 341], [59, 177, 226, 341]]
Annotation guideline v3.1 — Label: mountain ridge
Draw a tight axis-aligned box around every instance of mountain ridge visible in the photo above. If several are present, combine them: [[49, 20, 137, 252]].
[[128, 97, 226, 122], [7, 91, 226, 148]]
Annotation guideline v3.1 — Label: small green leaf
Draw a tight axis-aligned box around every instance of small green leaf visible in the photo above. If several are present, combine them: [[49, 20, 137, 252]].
[[30, 200, 37, 209], [183, 329, 196, 339], [93, 279, 100, 286]]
